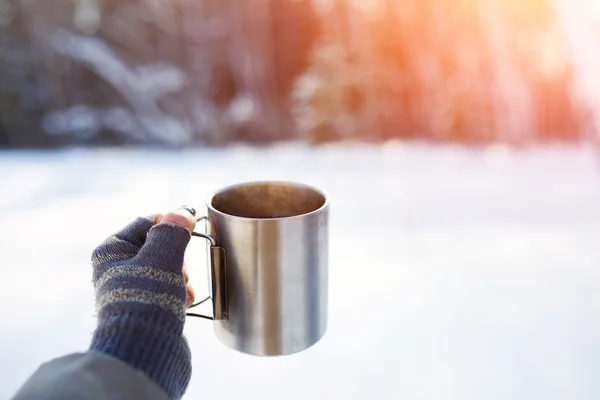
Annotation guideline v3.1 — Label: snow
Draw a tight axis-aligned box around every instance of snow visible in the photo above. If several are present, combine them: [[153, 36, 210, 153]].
[[0, 143, 599, 399]]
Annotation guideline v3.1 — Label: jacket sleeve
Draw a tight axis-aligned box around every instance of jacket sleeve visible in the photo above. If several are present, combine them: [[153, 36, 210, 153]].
[[11, 351, 169, 400]]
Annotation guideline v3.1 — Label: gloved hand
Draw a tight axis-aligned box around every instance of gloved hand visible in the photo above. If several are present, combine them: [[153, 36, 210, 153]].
[[89, 207, 198, 400]]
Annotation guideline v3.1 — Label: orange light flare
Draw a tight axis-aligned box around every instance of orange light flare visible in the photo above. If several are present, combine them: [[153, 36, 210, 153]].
[[338, 0, 570, 82]]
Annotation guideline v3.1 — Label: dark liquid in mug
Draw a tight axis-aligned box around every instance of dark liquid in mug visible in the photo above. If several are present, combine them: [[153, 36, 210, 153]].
[[211, 182, 326, 219]]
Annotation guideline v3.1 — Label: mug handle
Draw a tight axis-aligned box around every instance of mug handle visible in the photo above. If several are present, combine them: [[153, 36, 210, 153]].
[[186, 216, 228, 321]]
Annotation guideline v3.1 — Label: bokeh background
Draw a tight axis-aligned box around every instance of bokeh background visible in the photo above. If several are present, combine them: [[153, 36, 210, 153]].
[[3, 0, 600, 147], [1, 0, 600, 399]]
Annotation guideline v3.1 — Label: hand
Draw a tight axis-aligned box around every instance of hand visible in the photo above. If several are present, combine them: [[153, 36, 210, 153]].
[[89, 206, 199, 400], [147, 210, 197, 308]]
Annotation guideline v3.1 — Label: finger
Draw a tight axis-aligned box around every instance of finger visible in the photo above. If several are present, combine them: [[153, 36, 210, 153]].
[[160, 205, 197, 234], [183, 263, 195, 307], [147, 213, 163, 225], [183, 263, 190, 284], [92, 217, 155, 269], [135, 206, 198, 273], [186, 283, 195, 308]]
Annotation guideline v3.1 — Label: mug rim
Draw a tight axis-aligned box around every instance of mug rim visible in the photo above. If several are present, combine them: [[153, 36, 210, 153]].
[[205, 180, 330, 221]]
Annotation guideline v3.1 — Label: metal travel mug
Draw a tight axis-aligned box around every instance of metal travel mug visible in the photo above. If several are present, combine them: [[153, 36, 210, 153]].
[[189, 181, 329, 356]]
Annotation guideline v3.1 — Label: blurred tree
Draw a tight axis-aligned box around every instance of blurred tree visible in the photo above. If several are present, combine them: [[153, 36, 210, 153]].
[[292, 0, 588, 144], [0, 0, 594, 147], [0, 0, 321, 147]]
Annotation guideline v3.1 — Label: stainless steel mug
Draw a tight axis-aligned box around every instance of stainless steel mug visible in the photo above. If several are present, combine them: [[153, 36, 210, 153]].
[[188, 181, 329, 356]]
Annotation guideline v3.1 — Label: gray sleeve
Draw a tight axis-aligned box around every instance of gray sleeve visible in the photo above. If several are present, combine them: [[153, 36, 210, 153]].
[[11, 351, 169, 400]]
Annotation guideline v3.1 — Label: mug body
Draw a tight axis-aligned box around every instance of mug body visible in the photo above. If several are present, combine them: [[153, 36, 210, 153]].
[[206, 181, 329, 356]]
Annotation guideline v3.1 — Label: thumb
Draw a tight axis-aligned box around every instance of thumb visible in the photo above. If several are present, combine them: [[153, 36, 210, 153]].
[[157, 205, 198, 234], [135, 206, 198, 273]]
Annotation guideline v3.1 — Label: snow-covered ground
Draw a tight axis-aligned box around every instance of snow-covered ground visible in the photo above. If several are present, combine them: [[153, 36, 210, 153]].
[[0, 143, 599, 399]]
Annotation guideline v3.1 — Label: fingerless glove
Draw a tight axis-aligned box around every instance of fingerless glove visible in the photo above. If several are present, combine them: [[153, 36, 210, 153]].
[[90, 217, 192, 399]]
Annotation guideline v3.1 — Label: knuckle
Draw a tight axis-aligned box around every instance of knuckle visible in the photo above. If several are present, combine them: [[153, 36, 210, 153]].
[[161, 213, 195, 232], [91, 235, 138, 267]]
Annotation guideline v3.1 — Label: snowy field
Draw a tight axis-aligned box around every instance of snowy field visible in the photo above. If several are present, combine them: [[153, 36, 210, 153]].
[[0, 143, 599, 399]]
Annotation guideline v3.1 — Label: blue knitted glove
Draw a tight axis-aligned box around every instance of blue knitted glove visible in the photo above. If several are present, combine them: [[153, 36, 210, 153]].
[[90, 211, 196, 399]]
